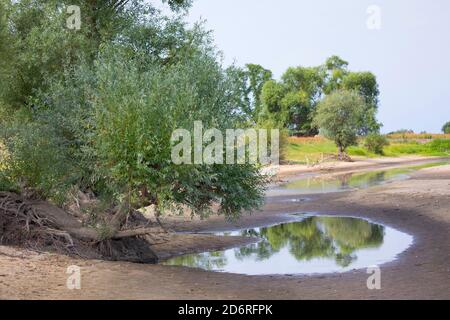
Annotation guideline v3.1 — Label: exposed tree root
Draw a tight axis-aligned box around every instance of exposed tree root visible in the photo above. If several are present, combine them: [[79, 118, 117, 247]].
[[337, 153, 354, 162], [0, 191, 168, 262], [0, 192, 73, 250]]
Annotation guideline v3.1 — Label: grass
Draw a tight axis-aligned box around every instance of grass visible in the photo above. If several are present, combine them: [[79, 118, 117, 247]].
[[386, 133, 450, 140], [286, 136, 450, 164], [384, 139, 450, 157]]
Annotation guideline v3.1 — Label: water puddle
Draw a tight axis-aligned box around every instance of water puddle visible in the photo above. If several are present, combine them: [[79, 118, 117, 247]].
[[270, 197, 310, 203], [162, 215, 413, 275], [269, 161, 449, 196]]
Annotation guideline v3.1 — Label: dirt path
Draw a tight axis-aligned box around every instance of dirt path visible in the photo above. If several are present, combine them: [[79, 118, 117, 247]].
[[1, 158, 449, 299]]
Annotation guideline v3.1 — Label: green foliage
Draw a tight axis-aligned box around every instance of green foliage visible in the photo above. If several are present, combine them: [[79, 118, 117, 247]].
[[246, 64, 273, 122], [0, 0, 96, 109], [0, 0, 193, 111], [364, 133, 389, 155], [2, 118, 78, 203], [88, 45, 267, 218], [286, 137, 450, 163], [383, 140, 450, 157], [429, 139, 450, 153], [0, 0, 266, 222], [286, 138, 378, 164], [164, 0, 192, 11], [313, 90, 367, 157], [226, 63, 272, 124], [259, 80, 287, 127], [260, 67, 324, 136], [341, 72, 380, 134], [165, 216, 385, 269], [259, 55, 381, 136], [383, 141, 429, 156], [323, 56, 380, 134], [280, 66, 324, 135], [442, 121, 450, 134], [323, 55, 349, 93]]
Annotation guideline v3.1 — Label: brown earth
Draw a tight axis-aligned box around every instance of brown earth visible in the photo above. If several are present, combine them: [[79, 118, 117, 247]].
[[1, 157, 449, 300]]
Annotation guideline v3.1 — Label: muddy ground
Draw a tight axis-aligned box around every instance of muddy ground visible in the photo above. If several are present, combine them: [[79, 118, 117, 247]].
[[1, 156, 449, 299]]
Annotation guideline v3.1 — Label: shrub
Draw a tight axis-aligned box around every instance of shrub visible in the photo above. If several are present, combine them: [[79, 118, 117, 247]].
[[1, 41, 268, 220], [442, 122, 450, 134], [364, 133, 389, 154]]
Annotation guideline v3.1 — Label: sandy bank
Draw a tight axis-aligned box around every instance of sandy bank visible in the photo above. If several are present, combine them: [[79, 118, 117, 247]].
[[1, 156, 449, 299]]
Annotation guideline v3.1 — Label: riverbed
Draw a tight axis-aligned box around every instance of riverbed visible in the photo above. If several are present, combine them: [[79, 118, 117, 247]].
[[1, 156, 449, 299]]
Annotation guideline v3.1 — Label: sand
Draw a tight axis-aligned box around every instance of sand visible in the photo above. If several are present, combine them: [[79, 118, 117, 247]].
[[1, 156, 449, 299]]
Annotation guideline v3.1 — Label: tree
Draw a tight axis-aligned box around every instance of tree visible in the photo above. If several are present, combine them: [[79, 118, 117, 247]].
[[259, 80, 287, 128], [258, 55, 380, 136], [280, 66, 324, 135], [246, 64, 273, 121], [259, 66, 324, 136], [323, 56, 380, 134], [0, 0, 192, 110], [0, 0, 266, 256], [226, 64, 272, 123], [323, 55, 349, 93], [442, 121, 450, 134], [313, 90, 367, 160], [341, 72, 380, 134]]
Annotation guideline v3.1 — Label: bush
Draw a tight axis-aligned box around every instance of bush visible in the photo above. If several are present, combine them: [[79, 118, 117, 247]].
[[442, 122, 450, 134], [1, 118, 79, 203], [364, 133, 389, 154], [0, 40, 268, 220]]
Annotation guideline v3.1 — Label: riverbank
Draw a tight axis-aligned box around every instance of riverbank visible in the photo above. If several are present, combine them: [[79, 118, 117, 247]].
[[277, 155, 448, 178], [286, 136, 450, 164], [1, 156, 449, 299]]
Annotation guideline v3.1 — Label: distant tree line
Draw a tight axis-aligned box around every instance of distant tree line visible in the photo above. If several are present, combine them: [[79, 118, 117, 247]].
[[231, 56, 381, 137]]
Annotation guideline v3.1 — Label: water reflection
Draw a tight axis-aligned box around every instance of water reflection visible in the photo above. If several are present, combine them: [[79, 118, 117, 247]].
[[279, 170, 409, 195], [163, 216, 413, 275], [267, 161, 448, 197], [270, 161, 449, 196]]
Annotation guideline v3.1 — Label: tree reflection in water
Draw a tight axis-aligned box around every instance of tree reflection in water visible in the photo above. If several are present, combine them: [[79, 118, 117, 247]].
[[235, 217, 384, 267], [164, 250, 228, 270], [163, 216, 385, 270]]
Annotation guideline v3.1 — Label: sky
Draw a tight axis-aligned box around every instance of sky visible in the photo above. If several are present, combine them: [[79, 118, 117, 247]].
[[158, 0, 450, 133]]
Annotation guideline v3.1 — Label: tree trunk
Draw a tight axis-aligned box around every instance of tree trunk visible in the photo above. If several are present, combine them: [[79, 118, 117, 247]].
[[0, 192, 161, 262], [337, 145, 352, 162], [338, 145, 344, 160]]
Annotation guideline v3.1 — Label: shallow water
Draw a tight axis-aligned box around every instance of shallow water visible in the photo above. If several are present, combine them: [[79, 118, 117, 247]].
[[162, 162, 446, 274], [269, 161, 449, 196], [162, 215, 413, 275]]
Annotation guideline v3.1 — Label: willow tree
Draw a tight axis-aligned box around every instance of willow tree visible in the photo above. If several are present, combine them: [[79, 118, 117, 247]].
[[313, 90, 367, 161], [0, 0, 266, 257]]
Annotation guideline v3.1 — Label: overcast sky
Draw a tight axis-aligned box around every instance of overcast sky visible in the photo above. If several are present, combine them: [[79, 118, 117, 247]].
[[158, 0, 450, 133]]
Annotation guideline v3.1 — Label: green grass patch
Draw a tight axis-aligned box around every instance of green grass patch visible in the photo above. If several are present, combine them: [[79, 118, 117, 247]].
[[384, 139, 450, 157], [286, 138, 377, 164], [286, 138, 450, 164]]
